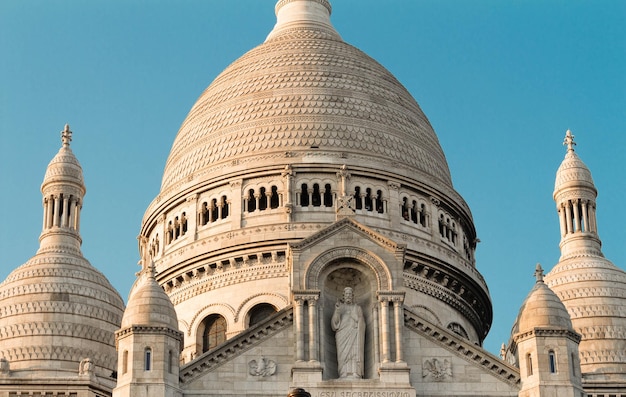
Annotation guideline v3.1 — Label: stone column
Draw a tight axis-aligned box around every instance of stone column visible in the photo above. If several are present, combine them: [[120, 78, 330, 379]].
[[564, 202, 573, 234], [379, 298, 390, 363], [558, 205, 567, 237], [308, 296, 319, 362], [372, 304, 380, 366], [581, 200, 589, 232], [572, 199, 581, 232], [53, 194, 61, 227], [393, 298, 404, 362], [61, 195, 70, 227], [294, 298, 305, 362]]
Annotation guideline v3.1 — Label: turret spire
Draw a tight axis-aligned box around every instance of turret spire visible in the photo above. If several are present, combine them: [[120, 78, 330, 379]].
[[553, 130, 601, 259], [563, 129, 576, 152], [61, 124, 72, 147], [38, 125, 86, 255], [534, 263, 544, 283]]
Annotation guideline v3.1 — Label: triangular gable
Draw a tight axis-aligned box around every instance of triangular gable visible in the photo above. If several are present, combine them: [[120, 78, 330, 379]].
[[179, 306, 293, 384], [404, 307, 520, 387], [290, 217, 405, 254]]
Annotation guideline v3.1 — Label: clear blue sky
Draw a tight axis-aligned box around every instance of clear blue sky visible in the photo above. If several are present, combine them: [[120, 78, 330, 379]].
[[1, 0, 624, 356]]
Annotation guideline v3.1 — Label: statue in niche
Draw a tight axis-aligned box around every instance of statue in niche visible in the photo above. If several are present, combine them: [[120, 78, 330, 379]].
[[331, 287, 365, 379]]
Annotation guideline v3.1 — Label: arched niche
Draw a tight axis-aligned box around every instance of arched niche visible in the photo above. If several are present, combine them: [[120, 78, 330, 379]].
[[313, 257, 383, 380]]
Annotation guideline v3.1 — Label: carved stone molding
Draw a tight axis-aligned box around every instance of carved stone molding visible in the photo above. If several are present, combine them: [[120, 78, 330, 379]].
[[180, 308, 293, 383], [248, 356, 277, 377], [404, 309, 519, 386], [422, 358, 452, 381]]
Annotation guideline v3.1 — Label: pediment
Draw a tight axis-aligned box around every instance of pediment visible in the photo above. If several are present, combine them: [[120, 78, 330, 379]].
[[180, 307, 293, 386], [290, 217, 405, 254], [404, 307, 520, 388]]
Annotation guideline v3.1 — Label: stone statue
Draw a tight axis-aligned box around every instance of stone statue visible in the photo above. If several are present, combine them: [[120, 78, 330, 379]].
[[0, 357, 9, 374], [331, 287, 365, 379], [79, 357, 94, 376]]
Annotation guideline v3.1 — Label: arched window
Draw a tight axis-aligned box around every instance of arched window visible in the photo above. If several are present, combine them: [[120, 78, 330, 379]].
[[221, 195, 229, 218], [402, 198, 410, 220], [201, 202, 209, 225], [419, 203, 426, 226], [144, 347, 152, 371], [364, 188, 373, 211], [181, 212, 188, 235], [270, 186, 279, 209], [526, 353, 533, 376], [247, 189, 257, 212], [312, 184, 321, 207], [248, 303, 278, 328], [447, 322, 469, 339], [376, 190, 384, 213], [122, 350, 128, 374], [210, 198, 218, 222], [324, 184, 333, 207], [570, 352, 576, 376], [354, 186, 362, 209], [202, 314, 227, 353], [300, 184, 309, 206], [168, 350, 174, 374], [259, 187, 268, 211], [549, 350, 557, 373]]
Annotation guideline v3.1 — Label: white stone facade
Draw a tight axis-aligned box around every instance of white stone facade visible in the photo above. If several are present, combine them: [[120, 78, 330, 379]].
[[1, 2, 625, 397]]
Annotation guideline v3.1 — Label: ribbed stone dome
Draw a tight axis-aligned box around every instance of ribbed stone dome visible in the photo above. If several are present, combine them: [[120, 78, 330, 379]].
[[121, 270, 178, 330], [0, 253, 125, 376], [516, 280, 573, 334], [160, 0, 452, 195], [554, 130, 595, 195]]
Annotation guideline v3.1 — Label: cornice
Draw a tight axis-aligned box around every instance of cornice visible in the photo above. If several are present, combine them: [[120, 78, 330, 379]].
[[179, 307, 293, 383], [404, 308, 520, 387]]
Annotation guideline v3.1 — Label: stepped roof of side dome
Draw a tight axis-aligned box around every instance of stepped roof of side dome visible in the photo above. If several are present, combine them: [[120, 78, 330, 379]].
[[160, 0, 452, 195], [512, 264, 574, 336], [0, 126, 124, 378], [121, 265, 179, 330], [554, 130, 595, 195]]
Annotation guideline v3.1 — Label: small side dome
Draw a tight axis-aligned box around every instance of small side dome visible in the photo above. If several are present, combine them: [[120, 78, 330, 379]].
[[554, 130, 595, 196], [514, 264, 574, 335], [121, 266, 179, 330]]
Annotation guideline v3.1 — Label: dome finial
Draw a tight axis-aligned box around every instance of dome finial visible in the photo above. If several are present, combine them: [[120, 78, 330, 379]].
[[534, 263, 544, 283], [563, 129, 576, 152], [61, 124, 72, 147]]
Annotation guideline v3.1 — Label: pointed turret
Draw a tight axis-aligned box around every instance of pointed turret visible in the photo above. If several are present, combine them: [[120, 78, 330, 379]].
[[0, 125, 124, 393], [114, 258, 182, 397], [545, 131, 626, 389], [512, 264, 583, 397], [39, 124, 86, 255], [553, 130, 601, 259]]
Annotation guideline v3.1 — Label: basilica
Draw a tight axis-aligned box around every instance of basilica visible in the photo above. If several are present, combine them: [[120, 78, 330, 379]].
[[0, 1, 624, 396]]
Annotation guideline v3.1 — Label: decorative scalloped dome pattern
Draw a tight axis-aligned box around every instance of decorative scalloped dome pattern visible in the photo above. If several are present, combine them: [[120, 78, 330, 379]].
[[546, 258, 626, 376], [554, 150, 595, 194], [0, 253, 124, 375], [42, 146, 84, 189], [161, 28, 452, 192], [516, 280, 574, 334], [121, 273, 178, 330]]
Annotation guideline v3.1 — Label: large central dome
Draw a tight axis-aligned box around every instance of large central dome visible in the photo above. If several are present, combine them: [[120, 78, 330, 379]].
[[141, 1, 490, 367], [160, 0, 451, 195]]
